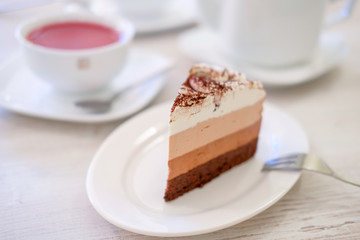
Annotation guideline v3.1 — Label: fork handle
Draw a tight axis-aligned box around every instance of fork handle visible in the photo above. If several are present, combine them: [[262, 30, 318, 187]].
[[332, 173, 360, 187]]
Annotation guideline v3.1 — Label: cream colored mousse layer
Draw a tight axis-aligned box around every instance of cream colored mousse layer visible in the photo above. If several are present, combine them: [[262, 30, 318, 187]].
[[168, 63, 266, 180], [170, 64, 264, 135]]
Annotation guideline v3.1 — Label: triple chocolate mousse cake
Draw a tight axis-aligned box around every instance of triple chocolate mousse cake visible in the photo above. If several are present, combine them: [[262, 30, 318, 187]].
[[164, 64, 266, 201]]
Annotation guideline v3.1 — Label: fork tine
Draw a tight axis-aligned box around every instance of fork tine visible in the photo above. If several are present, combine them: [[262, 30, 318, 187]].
[[265, 153, 305, 165], [262, 153, 306, 171]]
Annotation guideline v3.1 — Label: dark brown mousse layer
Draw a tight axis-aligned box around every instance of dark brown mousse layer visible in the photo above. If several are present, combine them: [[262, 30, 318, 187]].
[[164, 138, 258, 202]]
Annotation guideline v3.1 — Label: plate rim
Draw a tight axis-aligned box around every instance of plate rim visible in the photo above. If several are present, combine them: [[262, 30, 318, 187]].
[[86, 100, 309, 237]]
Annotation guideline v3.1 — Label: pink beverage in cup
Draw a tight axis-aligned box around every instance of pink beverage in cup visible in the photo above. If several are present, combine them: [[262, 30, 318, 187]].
[[27, 21, 122, 50]]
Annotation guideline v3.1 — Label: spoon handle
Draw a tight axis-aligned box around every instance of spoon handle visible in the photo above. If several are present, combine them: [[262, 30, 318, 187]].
[[109, 64, 173, 102]]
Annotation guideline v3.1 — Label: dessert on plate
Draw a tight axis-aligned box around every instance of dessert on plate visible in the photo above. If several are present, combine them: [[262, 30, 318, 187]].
[[164, 64, 266, 201]]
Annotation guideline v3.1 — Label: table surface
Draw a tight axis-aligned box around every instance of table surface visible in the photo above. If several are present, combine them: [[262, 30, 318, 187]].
[[1, 2, 360, 240]]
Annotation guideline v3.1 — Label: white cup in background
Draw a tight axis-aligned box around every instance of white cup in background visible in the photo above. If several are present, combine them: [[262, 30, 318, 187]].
[[197, 0, 355, 68]]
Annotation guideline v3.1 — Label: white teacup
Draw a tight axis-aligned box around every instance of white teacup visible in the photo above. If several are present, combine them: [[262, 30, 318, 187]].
[[16, 13, 135, 94], [197, 0, 354, 68]]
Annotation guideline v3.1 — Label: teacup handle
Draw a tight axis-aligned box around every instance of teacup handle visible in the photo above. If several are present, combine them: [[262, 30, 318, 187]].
[[325, 0, 356, 26]]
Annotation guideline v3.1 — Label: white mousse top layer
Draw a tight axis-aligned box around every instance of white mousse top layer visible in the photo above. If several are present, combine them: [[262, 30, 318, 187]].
[[170, 64, 266, 135]]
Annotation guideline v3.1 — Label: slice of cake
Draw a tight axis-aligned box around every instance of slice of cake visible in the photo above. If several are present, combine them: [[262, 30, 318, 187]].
[[164, 64, 266, 201]]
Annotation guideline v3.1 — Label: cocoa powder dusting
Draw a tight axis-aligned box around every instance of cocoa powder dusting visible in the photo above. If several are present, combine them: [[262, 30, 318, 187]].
[[171, 64, 262, 113], [171, 74, 231, 112]]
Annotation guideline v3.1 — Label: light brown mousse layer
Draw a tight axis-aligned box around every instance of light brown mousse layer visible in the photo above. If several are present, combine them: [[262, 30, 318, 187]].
[[168, 119, 261, 180], [169, 99, 264, 160]]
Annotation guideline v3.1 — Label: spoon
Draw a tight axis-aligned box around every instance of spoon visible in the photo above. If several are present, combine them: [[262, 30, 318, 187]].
[[74, 64, 172, 113], [74, 88, 128, 113]]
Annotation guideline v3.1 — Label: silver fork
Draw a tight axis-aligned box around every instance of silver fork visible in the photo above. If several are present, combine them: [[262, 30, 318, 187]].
[[262, 153, 360, 187]]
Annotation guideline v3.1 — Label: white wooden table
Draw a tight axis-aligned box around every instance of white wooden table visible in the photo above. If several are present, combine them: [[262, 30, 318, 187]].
[[1, 2, 360, 240]]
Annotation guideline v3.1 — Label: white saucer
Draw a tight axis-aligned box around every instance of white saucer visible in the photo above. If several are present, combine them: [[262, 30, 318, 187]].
[[87, 101, 309, 237], [178, 28, 348, 86], [133, 0, 197, 34], [0, 48, 173, 123], [93, 0, 197, 34]]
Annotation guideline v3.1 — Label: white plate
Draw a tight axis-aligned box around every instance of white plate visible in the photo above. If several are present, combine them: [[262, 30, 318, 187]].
[[131, 0, 197, 34], [0, 48, 173, 123], [178, 28, 348, 87], [91, 0, 197, 34], [87, 101, 309, 237]]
